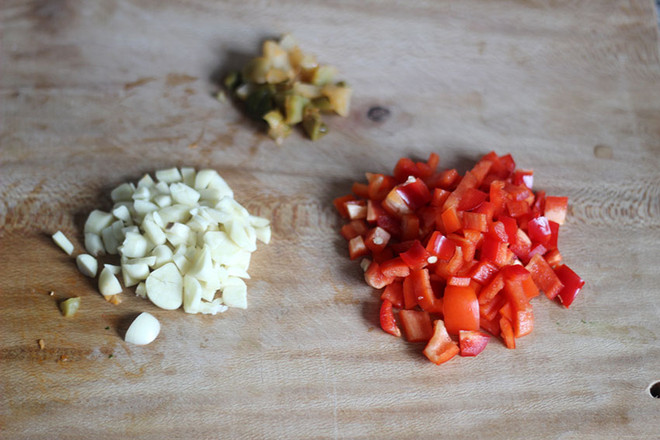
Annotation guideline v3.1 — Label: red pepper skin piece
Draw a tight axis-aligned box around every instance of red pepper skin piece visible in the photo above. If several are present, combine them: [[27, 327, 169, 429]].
[[333, 194, 356, 218], [459, 330, 491, 357], [366, 199, 386, 224], [440, 206, 462, 234], [481, 237, 510, 266], [380, 257, 411, 278], [423, 320, 460, 365], [544, 248, 563, 268], [352, 182, 369, 199], [430, 188, 451, 207], [478, 272, 505, 305], [399, 309, 434, 342], [470, 159, 494, 187], [469, 260, 499, 285], [399, 240, 430, 271], [381, 281, 404, 309], [457, 188, 488, 212], [463, 212, 488, 233], [479, 314, 501, 336], [434, 168, 460, 190], [400, 213, 420, 241], [443, 285, 480, 335], [380, 299, 401, 337], [348, 235, 369, 260], [499, 316, 516, 349], [489, 180, 507, 217], [345, 200, 367, 220], [443, 171, 479, 212], [364, 261, 395, 289], [364, 226, 391, 253], [425, 231, 456, 261], [526, 253, 564, 299], [367, 173, 397, 201], [393, 157, 421, 183], [394, 177, 432, 211], [409, 268, 443, 314], [513, 169, 534, 189], [528, 216, 552, 246], [340, 219, 368, 241], [554, 264, 585, 308], [544, 196, 568, 225]]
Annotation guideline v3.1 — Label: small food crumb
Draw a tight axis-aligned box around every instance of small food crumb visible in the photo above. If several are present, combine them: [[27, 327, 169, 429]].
[[49, 291, 55, 296], [108, 354, 114, 359], [59, 354, 69, 362], [105, 326, 110, 330], [38, 339, 45, 350]]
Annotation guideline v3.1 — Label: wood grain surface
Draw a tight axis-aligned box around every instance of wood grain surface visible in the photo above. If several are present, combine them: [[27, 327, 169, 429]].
[[2, 0, 660, 438]]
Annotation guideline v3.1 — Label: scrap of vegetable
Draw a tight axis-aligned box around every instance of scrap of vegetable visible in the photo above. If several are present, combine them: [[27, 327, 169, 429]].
[[335, 151, 584, 365]]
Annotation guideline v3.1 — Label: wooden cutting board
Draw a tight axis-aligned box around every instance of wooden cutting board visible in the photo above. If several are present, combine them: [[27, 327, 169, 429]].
[[2, 0, 660, 438]]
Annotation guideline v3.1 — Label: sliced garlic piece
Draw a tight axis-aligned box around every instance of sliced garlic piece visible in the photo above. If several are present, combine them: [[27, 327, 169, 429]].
[[76, 254, 98, 278], [84, 210, 114, 235], [145, 262, 183, 310], [99, 266, 122, 297], [84, 232, 106, 256], [183, 274, 202, 314], [170, 182, 201, 206], [52, 231, 74, 255], [222, 280, 247, 309], [155, 168, 182, 183]]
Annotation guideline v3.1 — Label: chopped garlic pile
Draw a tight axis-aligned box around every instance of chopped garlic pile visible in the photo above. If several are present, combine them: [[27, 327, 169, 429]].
[[83, 167, 270, 314]]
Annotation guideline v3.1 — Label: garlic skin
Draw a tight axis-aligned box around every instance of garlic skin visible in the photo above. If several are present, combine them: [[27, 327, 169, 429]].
[[124, 312, 161, 345]]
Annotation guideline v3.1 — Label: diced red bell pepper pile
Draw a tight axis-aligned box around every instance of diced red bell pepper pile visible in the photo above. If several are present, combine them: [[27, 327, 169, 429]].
[[334, 151, 585, 365]]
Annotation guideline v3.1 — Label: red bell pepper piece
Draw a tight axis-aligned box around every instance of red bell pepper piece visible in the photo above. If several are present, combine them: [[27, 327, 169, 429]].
[[380, 299, 401, 337], [348, 235, 369, 260], [366, 173, 397, 201], [408, 268, 443, 313], [525, 254, 564, 299], [527, 216, 552, 246], [393, 177, 432, 211], [340, 219, 368, 241], [364, 226, 391, 253], [463, 211, 488, 233], [333, 194, 356, 218], [440, 206, 462, 234], [443, 284, 480, 335], [499, 316, 516, 349], [399, 240, 430, 271], [364, 261, 395, 289], [544, 196, 568, 225], [425, 231, 456, 261], [459, 330, 491, 357], [380, 257, 411, 278], [513, 169, 534, 189], [457, 187, 488, 212], [381, 281, 404, 309], [399, 309, 434, 342], [423, 320, 460, 365], [554, 264, 585, 308]]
